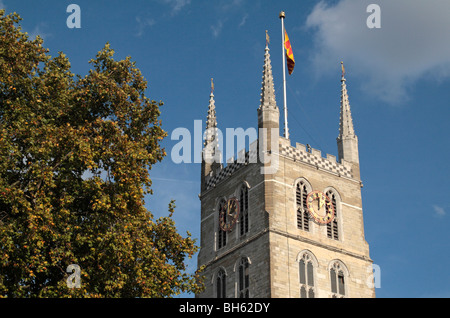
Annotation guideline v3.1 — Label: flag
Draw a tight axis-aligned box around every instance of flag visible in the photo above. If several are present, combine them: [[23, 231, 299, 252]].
[[341, 61, 345, 77], [284, 30, 295, 75]]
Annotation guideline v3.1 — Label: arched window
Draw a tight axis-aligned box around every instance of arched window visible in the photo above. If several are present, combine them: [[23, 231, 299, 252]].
[[299, 253, 315, 298], [239, 185, 249, 236], [216, 269, 226, 298], [330, 261, 346, 298], [238, 258, 249, 298], [218, 199, 227, 249], [325, 189, 339, 240], [296, 180, 310, 231]]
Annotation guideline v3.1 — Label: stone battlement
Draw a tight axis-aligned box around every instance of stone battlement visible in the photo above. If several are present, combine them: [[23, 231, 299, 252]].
[[278, 137, 353, 179], [204, 140, 258, 191], [204, 137, 353, 191]]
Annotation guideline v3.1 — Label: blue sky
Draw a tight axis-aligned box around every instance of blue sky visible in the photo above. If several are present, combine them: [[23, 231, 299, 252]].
[[3, 0, 450, 298]]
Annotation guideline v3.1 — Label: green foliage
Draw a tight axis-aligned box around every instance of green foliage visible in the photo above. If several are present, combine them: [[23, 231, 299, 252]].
[[0, 10, 204, 297]]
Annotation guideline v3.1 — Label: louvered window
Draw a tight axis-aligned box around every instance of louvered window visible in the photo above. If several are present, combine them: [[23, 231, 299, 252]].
[[218, 199, 227, 249], [239, 186, 249, 236], [296, 182, 309, 231], [326, 190, 339, 240]]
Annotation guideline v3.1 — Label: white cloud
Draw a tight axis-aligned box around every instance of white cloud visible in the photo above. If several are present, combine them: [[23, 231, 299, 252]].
[[239, 13, 248, 28], [28, 23, 51, 41], [210, 0, 247, 37], [162, 0, 191, 16], [220, 0, 244, 11], [432, 205, 446, 217], [135, 16, 156, 37], [305, 0, 450, 104], [211, 20, 224, 38]]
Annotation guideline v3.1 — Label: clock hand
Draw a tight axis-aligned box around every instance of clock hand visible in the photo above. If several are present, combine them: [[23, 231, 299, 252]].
[[319, 196, 325, 211]]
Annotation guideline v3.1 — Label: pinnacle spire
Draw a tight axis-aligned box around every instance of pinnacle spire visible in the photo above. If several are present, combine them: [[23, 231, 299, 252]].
[[339, 62, 355, 138], [337, 62, 359, 165], [201, 80, 222, 188], [257, 40, 280, 155], [204, 83, 218, 147], [259, 44, 277, 109]]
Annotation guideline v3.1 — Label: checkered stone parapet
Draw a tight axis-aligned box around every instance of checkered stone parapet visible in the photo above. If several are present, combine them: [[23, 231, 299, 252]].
[[205, 151, 252, 190], [279, 144, 353, 178], [204, 142, 353, 190]]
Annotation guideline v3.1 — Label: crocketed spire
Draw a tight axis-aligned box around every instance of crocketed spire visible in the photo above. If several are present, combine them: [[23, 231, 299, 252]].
[[201, 80, 222, 189], [337, 62, 359, 165], [260, 45, 278, 109], [204, 80, 218, 148], [339, 66, 356, 138]]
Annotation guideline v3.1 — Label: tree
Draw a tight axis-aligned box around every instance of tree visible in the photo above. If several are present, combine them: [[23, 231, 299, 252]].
[[0, 10, 204, 297]]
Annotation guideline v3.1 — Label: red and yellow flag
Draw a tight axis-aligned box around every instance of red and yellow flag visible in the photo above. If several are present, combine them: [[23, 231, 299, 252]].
[[284, 30, 295, 75]]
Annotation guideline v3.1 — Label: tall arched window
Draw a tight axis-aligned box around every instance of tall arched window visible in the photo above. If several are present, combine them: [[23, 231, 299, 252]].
[[239, 185, 249, 236], [238, 258, 249, 298], [216, 269, 226, 298], [218, 199, 227, 249], [299, 253, 315, 298], [296, 180, 310, 231], [330, 261, 346, 298], [325, 189, 339, 240]]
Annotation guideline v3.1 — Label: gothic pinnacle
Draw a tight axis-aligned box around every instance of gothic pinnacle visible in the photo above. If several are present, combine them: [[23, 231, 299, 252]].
[[339, 62, 355, 138], [260, 43, 277, 109], [205, 79, 218, 147]]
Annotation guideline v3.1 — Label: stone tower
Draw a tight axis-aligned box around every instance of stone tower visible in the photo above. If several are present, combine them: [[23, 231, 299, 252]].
[[196, 43, 375, 298]]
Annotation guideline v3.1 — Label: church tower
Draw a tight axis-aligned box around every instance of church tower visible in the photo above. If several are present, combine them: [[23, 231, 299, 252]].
[[197, 41, 375, 298]]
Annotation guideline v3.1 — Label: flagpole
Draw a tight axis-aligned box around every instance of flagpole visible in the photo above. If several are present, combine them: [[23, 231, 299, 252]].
[[279, 11, 289, 140]]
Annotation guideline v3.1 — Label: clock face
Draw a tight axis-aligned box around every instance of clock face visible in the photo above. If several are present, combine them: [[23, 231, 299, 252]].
[[306, 191, 335, 224], [219, 198, 240, 232]]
